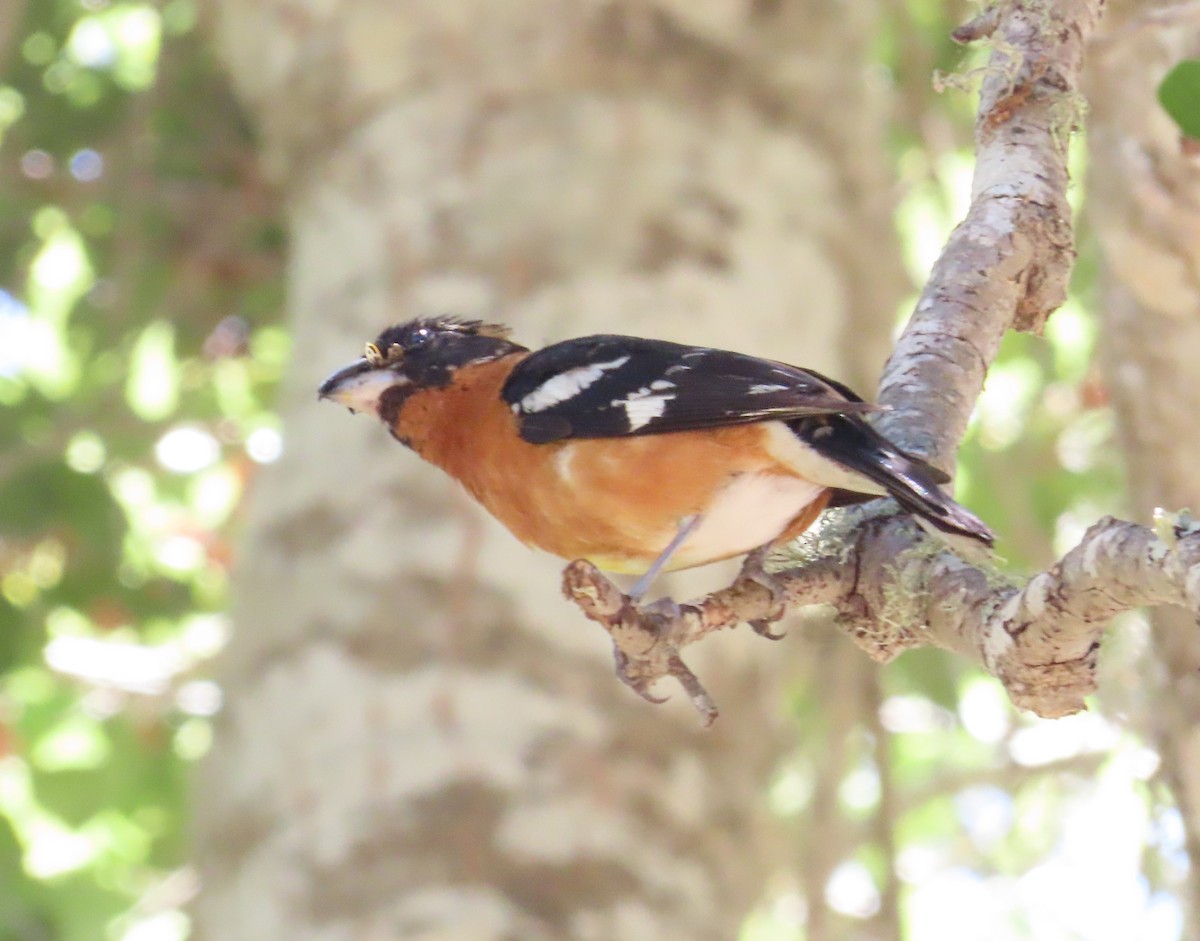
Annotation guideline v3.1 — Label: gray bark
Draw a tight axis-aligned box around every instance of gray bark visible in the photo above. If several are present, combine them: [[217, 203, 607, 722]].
[[198, 2, 900, 938]]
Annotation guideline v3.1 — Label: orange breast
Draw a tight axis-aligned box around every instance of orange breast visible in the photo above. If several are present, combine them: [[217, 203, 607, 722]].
[[397, 356, 828, 572]]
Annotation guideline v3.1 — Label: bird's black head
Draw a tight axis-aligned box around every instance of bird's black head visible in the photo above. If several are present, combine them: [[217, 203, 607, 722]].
[[318, 317, 525, 421], [364, 317, 517, 373]]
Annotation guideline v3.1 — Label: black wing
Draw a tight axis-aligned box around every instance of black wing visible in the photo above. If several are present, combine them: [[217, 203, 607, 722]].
[[501, 335, 880, 444]]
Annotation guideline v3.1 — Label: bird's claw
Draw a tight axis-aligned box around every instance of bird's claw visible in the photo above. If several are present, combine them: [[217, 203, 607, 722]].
[[667, 652, 718, 727], [749, 618, 787, 641], [612, 601, 716, 724], [739, 549, 788, 640], [614, 649, 670, 704], [564, 559, 718, 725]]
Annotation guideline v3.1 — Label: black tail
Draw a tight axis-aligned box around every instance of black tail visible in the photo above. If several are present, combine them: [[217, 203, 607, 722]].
[[796, 416, 994, 547]]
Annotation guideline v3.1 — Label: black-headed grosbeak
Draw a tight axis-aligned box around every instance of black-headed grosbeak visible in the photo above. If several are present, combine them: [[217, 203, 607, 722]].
[[319, 317, 992, 594]]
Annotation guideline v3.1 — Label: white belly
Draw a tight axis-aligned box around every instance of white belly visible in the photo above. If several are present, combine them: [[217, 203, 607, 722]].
[[669, 472, 825, 569]]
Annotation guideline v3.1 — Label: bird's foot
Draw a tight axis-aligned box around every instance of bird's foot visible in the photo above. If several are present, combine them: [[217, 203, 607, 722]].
[[562, 560, 718, 726], [738, 546, 788, 640]]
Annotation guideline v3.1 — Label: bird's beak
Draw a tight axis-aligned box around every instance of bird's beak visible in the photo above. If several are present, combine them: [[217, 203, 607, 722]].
[[318, 359, 407, 415]]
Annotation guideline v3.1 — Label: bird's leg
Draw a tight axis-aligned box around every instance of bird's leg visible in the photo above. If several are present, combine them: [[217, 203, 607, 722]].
[[627, 514, 702, 603], [738, 493, 832, 639], [563, 558, 721, 726]]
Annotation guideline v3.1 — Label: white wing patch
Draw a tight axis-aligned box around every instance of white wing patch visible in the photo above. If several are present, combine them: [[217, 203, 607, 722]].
[[612, 381, 676, 431], [517, 356, 630, 413]]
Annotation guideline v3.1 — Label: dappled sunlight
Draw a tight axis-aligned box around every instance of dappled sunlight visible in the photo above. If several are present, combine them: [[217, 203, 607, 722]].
[[0, 0, 283, 933], [1, 0, 1184, 939]]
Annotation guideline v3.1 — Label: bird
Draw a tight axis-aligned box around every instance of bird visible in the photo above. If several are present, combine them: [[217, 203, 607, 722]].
[[318, 317, 993, 599]]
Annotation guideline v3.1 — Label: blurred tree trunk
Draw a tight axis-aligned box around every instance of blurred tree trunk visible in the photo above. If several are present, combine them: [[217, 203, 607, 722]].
[[1087, 3, 1200, 929], [198, 2, 903, 938]]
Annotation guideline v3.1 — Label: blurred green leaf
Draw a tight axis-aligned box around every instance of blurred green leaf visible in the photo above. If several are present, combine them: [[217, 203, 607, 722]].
[[1158, 59, 1200, 140]]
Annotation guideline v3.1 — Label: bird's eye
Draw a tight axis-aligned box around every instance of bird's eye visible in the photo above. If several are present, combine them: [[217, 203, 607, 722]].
[[409, 327, 432, 347], [364, 342, 384, 366]]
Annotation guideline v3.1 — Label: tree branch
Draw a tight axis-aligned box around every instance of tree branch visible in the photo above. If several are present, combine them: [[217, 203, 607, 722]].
[[564, 0, 1130, 724], [876, 0, 1092, 467], [567, 509, 1200, 724]]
